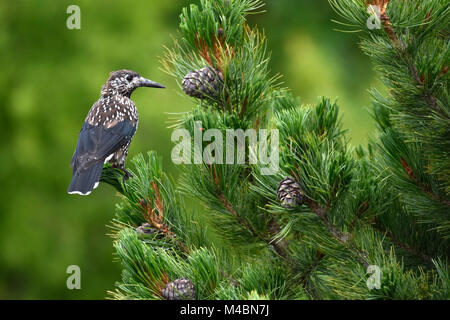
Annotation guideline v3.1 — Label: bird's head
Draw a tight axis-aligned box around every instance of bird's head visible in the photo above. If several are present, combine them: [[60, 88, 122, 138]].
[[101, 69, 165, 97]]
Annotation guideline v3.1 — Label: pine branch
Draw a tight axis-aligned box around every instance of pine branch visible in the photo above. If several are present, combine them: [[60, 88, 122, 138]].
[[217, 192, 257, 237], [108, 0, 449, 300], [307, 200, 349, 243], [214, 174, 291, 260], [372, 221, 434, 266], [400, 158, 450, 207], [378, 2, 442, 115]]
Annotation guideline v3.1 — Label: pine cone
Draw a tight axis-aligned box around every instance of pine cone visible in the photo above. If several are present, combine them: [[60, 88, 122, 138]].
[[277, 177, 304, 208], [162, 278, 195, 300], [182, 67, 223, 99]]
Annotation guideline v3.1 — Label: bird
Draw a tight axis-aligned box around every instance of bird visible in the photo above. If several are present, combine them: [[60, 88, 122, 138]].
[[68, 69, 165, 195]]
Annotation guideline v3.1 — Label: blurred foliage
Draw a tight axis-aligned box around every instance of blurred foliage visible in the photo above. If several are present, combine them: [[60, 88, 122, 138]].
[[0, 0, 377, 299]]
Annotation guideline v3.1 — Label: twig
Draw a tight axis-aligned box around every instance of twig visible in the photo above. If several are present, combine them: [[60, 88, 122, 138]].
[[210, 164, 291, 260], [139, 183, 189, 253], [306, 199, 371, 267], [400, 158, 450, 207], [378, 2, 442, 114], [372, 222, 434, 266], [307, 200, 350, 243]]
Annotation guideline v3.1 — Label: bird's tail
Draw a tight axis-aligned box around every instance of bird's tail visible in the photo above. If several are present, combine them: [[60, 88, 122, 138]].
[[67, 162, 104, 196]]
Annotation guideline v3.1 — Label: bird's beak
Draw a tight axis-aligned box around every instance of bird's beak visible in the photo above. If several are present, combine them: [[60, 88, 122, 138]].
[[138, 77, 165, 88]]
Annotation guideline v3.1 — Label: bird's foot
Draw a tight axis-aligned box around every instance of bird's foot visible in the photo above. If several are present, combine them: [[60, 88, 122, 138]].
[[111, 164, 133, 182], [122, 169, 134, 182]]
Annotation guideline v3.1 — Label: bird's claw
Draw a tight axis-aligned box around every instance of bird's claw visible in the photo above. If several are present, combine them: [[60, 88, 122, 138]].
[[122, 169, 133, 182]]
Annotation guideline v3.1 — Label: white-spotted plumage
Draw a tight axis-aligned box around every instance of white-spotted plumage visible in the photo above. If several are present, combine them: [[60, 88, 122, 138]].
[[68, 69, 164, 196]]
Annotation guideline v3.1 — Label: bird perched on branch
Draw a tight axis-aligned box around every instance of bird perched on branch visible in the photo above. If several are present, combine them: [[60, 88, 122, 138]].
[[68, 69, 165, 195]]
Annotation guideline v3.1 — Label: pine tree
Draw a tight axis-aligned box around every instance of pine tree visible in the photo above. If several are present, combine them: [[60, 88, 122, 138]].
[[104, 0, 449, 300]]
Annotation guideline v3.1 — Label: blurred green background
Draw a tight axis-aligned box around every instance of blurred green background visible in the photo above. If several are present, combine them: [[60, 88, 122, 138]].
[[0, 0, 378, 299]]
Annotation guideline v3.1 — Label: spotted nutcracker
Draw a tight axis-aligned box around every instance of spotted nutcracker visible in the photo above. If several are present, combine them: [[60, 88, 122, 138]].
[[67, 70, 165, 196]]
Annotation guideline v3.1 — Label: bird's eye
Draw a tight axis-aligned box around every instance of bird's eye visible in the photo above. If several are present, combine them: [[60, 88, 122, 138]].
[[126, 75, 133, 82]]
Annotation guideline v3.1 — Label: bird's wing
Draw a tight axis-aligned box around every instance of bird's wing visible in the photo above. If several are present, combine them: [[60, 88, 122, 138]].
[[70, 120, 136, 174]]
